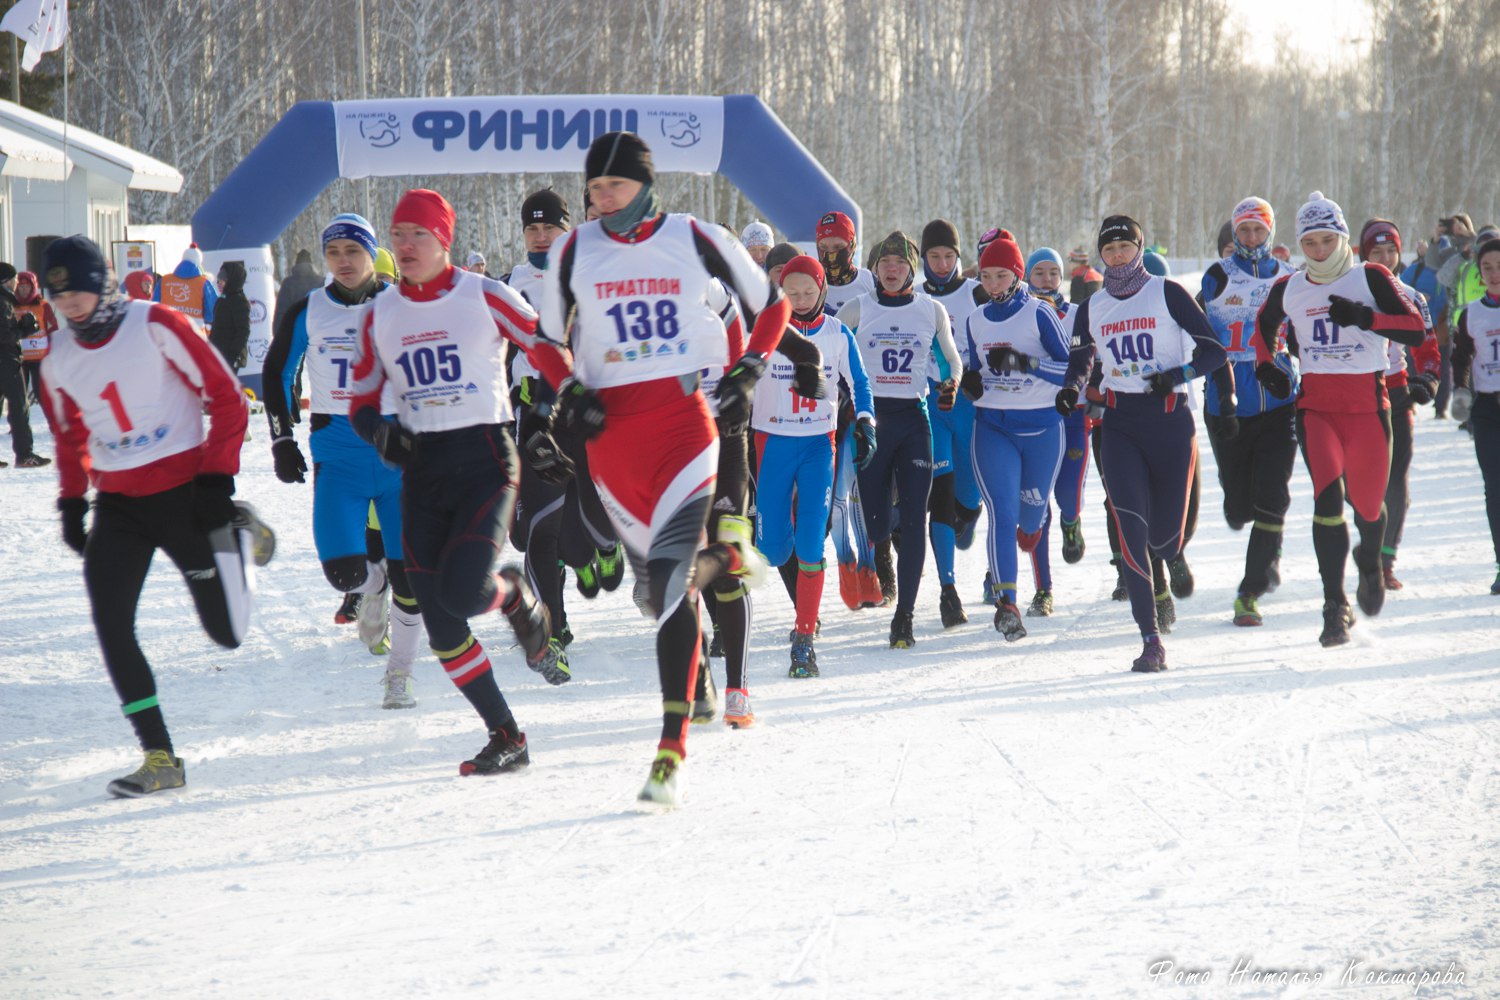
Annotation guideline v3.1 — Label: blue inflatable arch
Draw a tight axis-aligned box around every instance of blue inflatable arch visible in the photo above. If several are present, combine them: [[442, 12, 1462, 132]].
[[193, 94, 858, 251], [194, 95, 858, 392]]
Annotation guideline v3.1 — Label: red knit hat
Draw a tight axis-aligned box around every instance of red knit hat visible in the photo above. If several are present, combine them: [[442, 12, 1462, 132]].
[[978, 229, 1024, 278], [392, 189, 456, 250], [779, 254, 825, 289], [815, 211, 856, 246], [1359, 219, 1401, 260]]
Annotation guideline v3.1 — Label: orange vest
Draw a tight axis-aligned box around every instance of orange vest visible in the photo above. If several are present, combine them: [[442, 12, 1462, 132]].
[[159, 273, 210, 326], [16, 301, 51, 361]]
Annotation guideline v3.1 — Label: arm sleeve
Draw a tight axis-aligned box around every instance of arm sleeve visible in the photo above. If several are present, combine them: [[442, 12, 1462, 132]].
[[347, 309, 390, 443], [1408, 291, 1441, 376], [691, 220, 789, 358], [37, 367, 91, 499], [148, 304, 247, 477], [1253, 276, 1291, 363], [532, 232, 581, 390], [836, 298, 861, 334], [1063, 298, 1095, 392], [1198, 262, 1227, 310], [931, 299, 961, 381], [1452, 310, 1474, 388], [262, 297, 309, 440], [1032, 305, 1074, 387], [201, 282, 218, 325], [1364, 265, 1427, 346], [839, 322, 875, 419], [1164, 280, 1227, 378], [964, 314, 980, 371]]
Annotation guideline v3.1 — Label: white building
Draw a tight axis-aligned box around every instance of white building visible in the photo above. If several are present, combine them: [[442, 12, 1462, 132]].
[[0, 98, 182, 272]]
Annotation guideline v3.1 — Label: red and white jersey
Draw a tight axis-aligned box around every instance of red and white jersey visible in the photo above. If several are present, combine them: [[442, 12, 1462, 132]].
[[1383, 278, 1437, 383], [505, 261, 546, 384], [304, 288, 394, 415], [542, 214, 771, 391], [838, 292, 959, 400], [1086, 276, 1195, 395], [1465, 298, 1500, 392], [752, 313, 860, 436], [823, 268, 876, 315], [1280, 267, 1391, 376], [349, 267, 539, 434], [39, 300, 247, 498]]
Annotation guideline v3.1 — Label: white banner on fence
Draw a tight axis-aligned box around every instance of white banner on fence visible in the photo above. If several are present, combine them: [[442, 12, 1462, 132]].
[[333, 96, 725, 179]]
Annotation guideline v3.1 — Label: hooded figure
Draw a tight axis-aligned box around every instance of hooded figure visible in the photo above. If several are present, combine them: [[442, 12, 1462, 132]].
[[155, 243, 218, 331], [210, 260, 251, 371], [274, 249, 323, 331]]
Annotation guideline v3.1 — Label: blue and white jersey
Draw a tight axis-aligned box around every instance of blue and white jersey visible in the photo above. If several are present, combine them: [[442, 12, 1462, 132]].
[[837, 291, 961, 401], [964, 290, 1071, 411], [926, 278, 985, 383], [752, 313, 874, 436], [300, 287, 395, 416], [1202, 255, 1296, 417]]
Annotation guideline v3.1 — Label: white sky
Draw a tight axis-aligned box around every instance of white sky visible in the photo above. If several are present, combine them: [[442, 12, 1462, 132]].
[[1233, 0, 1375, 68]]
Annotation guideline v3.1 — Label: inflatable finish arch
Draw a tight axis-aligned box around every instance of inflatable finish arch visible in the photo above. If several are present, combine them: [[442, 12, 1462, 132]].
[[192, 94, 859, 393]]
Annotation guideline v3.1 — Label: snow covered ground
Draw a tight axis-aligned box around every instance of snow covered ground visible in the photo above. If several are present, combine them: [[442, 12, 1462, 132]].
[[3, 397, 1499, 1000]]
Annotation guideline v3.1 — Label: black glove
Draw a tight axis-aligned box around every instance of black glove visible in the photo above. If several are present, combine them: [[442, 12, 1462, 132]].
[[1255, 361, 1293, 400], [960, 369, 985, 401], [853, 417, 877, 470], [17, 312, 38, 334], [58, 496, 88, 555], [1328, 294, 1375, 330], [936, 378, 957, 412], [986, 346, 1033, 375], [524, 427, 576, 485], [1408, 373, 1438, 405], [271, 438, 307, 484], [556, 378, 608, 439], [371, 421, 418, 468], [191, 474, 237, 534], [1054, 386, 1080, 415], [1210, 412, 1240, 441], [791, 362, 828, 400], [1148, 370, 1180, 397], [714, 354, 766, 427]]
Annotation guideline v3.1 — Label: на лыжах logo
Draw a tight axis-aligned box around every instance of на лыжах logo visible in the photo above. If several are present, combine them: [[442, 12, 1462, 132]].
[[360, 113, 402, 148]]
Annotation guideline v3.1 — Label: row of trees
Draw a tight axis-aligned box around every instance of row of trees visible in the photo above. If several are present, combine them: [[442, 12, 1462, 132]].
[[50, 0, 1500, 275]]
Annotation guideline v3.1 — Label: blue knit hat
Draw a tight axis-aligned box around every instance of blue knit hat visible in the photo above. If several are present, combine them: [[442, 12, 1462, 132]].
[[322, 213, 378, 260], [1142, 251, 1171, 277], [1025, 247, 1064, 279]]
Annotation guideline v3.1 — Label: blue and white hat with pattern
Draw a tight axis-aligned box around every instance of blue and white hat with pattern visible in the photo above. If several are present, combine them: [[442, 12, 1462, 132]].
[[1295, 191, 1349, 240]]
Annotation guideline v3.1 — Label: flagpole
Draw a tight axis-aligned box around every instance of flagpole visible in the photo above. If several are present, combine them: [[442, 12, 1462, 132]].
[[60, 22, 66, 234]]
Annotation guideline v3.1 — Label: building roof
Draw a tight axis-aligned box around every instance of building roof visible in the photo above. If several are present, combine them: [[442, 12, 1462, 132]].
[[0, 99, 182, 192], [0, 122, 70, 180]]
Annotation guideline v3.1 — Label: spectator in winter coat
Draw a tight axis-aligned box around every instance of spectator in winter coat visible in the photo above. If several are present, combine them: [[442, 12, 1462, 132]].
[[154, 245, 218, 334], [0, 262, 49, 467], [210, 260, 251, 372], [1067, 247, 1102, 304], [274, 250, 322, 332], [13, 269, 54, 403], [123, 270, 156, 300]]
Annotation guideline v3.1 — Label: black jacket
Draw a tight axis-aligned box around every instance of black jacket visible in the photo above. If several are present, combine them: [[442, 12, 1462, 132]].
[[0, 285, 26, 366], [210, 261, 251, 371]]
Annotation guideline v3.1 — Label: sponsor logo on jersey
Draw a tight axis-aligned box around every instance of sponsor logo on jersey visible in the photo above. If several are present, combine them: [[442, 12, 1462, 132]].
[[1224, 294, 1244, 306]]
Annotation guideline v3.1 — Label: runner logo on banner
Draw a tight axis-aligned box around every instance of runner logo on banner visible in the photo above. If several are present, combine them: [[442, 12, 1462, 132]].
[[334, 96, 725, 179]]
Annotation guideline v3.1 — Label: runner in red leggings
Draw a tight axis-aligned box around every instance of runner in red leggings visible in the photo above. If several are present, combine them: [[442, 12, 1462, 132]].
[[1252, 192, 1425, 646]]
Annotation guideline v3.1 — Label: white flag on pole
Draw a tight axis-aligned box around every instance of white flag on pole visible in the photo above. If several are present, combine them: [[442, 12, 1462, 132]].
[[1, 0, 68, 72]]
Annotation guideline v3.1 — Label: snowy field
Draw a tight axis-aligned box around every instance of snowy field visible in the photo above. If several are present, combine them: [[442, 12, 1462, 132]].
[[3, 392, 1499, 999]]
